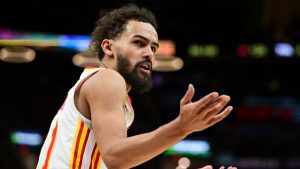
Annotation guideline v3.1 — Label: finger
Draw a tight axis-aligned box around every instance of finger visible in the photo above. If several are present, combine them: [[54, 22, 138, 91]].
[[219, 166, 225, 169], [207, 106, 233, 126], [180, 84, 195, 105], [203, 95, 231, 119], [193, 91, 219, 110], [200, 165, 213, 169]]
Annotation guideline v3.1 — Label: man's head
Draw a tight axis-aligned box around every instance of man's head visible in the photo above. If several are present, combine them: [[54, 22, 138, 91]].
[[90, 4, 159, 93], [90, 3, 158, 60]]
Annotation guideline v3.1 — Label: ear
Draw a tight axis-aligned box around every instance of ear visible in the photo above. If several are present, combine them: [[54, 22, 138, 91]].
[[101, 39, 113, 58]]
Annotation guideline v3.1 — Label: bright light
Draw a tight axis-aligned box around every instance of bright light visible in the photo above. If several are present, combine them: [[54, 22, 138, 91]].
[[249, 43, 268, 58], [0, 28, 90, 51], [156, 40, 176, 56], [187, 44, 218, 58], [152, 56, 184, 72], [11, 131, 43, 146], [204, 44, 219, 57], [274, 43, 294, 57], [0, 47, 36, 63], [237, 44, 249, 58], [164, 139, 211, 157], [295, 44, 300, 57], [58, 35, 90, 51], [72, 51, 100, 67], [187, 44, 203, 57], [173, 140, 210, 154]]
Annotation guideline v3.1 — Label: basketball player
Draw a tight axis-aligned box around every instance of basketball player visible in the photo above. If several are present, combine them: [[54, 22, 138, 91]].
[[36, 3, 234, 169]]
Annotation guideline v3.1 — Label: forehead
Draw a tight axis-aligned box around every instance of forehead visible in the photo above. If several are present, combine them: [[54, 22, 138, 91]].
[[122, 20, 158, 43]]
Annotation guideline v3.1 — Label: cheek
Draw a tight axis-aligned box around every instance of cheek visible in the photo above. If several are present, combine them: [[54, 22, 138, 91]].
[[129, 60, 138, 70], [122, 50, 142, 68], [125, 55, 139, 67], [124, 57, 136, 70]]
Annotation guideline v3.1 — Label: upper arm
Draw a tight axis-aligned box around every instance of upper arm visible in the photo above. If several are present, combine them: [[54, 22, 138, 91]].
[[81, 69, 127, 153]]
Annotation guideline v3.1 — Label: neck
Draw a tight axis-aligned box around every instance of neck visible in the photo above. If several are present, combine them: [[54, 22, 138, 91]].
[[99, 60, 108, 68], [99, 58, 132, 93], [99, 58, 114, 69]]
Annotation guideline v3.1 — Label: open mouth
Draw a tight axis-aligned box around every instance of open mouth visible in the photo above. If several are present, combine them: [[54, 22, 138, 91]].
[[138, 62, 152, 74]]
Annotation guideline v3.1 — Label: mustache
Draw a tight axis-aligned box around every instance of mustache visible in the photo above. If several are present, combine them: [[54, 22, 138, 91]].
[[136, 58, 152, 69]]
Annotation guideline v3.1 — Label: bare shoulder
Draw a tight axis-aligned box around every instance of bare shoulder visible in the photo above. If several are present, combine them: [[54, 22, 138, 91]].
[[94, 68, 126, 85], [81, 68, 127, 100]]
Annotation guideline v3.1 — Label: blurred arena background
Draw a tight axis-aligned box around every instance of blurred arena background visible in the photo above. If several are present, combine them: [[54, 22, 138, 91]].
[[1, 0, 300, 168]]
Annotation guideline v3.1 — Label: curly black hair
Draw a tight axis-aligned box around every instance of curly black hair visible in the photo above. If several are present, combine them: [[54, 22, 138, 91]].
[[90, 3, 158, 60]]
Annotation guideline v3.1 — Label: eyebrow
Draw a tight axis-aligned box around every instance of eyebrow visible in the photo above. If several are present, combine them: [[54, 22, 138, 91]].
[[133, 35, 159, 48]]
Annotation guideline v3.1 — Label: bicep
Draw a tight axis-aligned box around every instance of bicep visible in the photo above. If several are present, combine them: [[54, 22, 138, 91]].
[[82, 70, 128, 152]]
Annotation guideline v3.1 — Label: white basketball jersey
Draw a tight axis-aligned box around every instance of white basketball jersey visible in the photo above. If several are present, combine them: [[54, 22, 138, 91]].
[[36, 67, 134, 169]]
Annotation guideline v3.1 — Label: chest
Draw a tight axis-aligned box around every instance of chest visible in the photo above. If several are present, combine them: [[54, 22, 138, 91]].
[[123, 99, 134, 128]]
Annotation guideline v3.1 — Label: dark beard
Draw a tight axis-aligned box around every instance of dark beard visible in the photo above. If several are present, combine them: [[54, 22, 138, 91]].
[[116, 54, 152, 94]]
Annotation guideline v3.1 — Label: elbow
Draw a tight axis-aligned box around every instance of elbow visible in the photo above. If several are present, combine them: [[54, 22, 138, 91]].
[[102, 153, 129, 169], [103, 157, 120, 169]]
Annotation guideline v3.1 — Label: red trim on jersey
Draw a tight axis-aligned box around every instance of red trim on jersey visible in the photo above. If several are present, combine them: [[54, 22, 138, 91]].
[[59, 94, 68, 111], [42, 121, 58, 169], [85, 66, 97, 69], [89, 144, 97, 169], [78, 128, 90, 169], [72, 122, 84, 169], [93, 150, 101, 169], [128, 95, 132, 103], [74, 69, 99, 93]]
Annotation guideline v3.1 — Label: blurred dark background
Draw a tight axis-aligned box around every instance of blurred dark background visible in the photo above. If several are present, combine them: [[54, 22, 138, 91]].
[[1, 0, 300, 169]]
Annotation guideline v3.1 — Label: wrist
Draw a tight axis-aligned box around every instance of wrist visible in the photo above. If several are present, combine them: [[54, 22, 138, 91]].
[[171, 117, 190, 138]]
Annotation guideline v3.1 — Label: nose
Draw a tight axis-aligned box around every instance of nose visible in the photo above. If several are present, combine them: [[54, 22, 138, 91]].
[[142, 45, 155, 60]]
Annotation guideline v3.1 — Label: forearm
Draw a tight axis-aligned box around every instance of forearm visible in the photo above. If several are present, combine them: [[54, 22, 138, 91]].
[[101, 117, 188, 169]]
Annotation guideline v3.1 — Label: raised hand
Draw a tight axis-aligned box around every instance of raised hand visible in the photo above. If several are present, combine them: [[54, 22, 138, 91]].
[[200, 165, 237, 169], [177, 84, 233, 135]]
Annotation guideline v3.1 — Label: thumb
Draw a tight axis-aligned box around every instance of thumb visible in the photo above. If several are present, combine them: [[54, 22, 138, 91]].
[[180, 84, 195, 105]]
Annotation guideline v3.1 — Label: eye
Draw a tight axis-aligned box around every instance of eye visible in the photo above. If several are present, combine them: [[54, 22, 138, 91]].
[[133, 40, 145, 47], [151, 46, 157, 53]]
